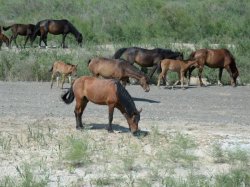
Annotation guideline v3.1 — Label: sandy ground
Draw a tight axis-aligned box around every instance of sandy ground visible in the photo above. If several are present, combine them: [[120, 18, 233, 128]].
[[0, 81, 250, 186]]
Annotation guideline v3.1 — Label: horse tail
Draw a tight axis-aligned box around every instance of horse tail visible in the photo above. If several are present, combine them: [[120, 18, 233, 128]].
[[61, 87, 75, 104], [3, 26, 12, 31], [49, 65, 53, 72], [113, 48, 127, 59], [87, 59, 91, 66]]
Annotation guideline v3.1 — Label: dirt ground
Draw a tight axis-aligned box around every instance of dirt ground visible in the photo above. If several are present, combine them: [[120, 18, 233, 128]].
[[0, 81, 250, 186]]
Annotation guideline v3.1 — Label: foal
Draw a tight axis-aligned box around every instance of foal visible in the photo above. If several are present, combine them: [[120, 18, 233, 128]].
[[157, 59, 198, 89], [0, 33, 10, 49], [49, 61, 78, 89]]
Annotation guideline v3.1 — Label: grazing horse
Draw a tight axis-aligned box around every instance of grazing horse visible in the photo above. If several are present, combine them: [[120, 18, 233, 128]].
[[49, 61, 78, 89], [61, 76, 142, 134], [31, 19, 83, 48], [0, 33, 10, 49], [3, 24, 38, 48], [157, 59, 199, 89], [113, 47, 183, 79], [88, 57, 150, 92], [188, 49, 239, 87]]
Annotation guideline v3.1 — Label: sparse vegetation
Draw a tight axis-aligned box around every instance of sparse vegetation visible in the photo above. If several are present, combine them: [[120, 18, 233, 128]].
[[0, 120, 249, 186]]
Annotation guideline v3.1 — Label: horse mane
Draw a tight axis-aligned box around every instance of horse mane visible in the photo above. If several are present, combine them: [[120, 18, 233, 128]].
[[65, 20, 81, 37], [119, 59, 146, 76], [115, 80, 137, 117]]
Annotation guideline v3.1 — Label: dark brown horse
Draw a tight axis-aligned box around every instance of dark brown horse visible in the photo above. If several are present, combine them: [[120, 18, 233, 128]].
[[3, 24, 39, 48], [61, 76, 142, 134], [0, 33, 10, 49], [188, 49, 239, 87], [31, 19, 83, 48], [113, 47, 183, 79], [88, 57, 150, 92]]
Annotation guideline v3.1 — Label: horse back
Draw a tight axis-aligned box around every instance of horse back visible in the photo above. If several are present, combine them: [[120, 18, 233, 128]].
[[88, 57, 123, 78], [73, 76, 118, 105], [53, 61, 75, 75]]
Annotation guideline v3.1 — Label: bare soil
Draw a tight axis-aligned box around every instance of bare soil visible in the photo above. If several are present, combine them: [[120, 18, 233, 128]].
[[0, 81, 250, 186]]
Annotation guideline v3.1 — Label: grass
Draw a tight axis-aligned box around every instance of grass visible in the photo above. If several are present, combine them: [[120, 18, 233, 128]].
[[63, 135, 92, 167]]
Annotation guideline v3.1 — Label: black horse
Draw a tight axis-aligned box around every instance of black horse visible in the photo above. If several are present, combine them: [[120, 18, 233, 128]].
[[113, 47, 183, 79], [31, 19, 83, 48]]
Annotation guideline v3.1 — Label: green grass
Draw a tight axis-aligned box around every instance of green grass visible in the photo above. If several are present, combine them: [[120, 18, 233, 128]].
[[63, 135, 92, 167], [0, 0, 249, 83]]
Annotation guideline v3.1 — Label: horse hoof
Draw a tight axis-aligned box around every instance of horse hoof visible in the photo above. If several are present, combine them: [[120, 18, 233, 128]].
[[107, 129, 114, 133], [76, 126, 84, 130]]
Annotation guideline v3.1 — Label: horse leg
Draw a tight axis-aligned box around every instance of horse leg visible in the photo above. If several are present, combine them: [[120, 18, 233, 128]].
[[180, 71, 185, 89], [12, 35, 19, 48], [68, 76, 72, 85], [198, 66, 205, 86], [225, 66, 235, 87], [74, 97, 88, 129], [61, 74, 65, 89], [50, 73, 55, 89], [187, 66, 195, 86], [107, 105, 115, 132], [148, 65, 158, 81], [157, 69, 165, 87], [218, 68, 223, 86], [24, 36, 29, 48], [174, 72, 181, 87], [62, 34, 67, 48]]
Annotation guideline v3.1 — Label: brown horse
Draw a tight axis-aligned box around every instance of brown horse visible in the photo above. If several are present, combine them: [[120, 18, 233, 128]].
[[0, 32, 10, 49], [157, 59, 199, 89], [113, 47, 183, 79], [3, 24, 39, 48], [88, 57, 150, 92], [49, 61, 78, 89], [188, 49, 239, 87], [61, 76, 142, 134], [31, 19, 83, 48]]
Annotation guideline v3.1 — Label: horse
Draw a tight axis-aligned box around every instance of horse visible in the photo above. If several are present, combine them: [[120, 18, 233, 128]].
[[49, 61, 78, 89], [0, 33, 10, 49], [61, 76, 142, 134], [113, 47, 183, 79], [3, 24, 39, 48], [157, 59, 199, 89], [188, 49, 239, 87], [31, 19, 83, 48], [88, 57, 150, 92]]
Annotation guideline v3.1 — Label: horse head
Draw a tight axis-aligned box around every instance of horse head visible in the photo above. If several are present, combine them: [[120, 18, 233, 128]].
[[76, 33, 83, 47], [71, 64, 78, 77], [125, 108, 142, 134], [139, 76, 150, 92], [232, 68, 239, 86]]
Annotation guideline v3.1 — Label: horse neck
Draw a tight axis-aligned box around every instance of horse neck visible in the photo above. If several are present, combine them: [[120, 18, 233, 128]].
[[124, 65, 144, 80], [68, 23, 80, 37]]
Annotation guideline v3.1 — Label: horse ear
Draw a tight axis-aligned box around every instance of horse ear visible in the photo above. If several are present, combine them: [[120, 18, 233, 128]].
[[137, 108, 142, 114]]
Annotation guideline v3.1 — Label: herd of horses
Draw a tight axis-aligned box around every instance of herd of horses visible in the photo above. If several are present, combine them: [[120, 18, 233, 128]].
[[0, 19, 82, 48], [1, 19, 240, 135]]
